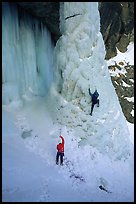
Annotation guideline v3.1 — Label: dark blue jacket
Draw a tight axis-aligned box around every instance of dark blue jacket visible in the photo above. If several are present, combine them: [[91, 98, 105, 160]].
[[89, 89, 99, 104]]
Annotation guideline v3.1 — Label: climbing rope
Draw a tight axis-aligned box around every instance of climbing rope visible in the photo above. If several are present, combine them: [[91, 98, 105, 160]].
[[59, 103, 63, 136], [92, 66, 96, 93]]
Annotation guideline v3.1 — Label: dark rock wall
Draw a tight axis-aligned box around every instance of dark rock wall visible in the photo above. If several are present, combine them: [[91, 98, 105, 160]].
[[109, 64, 134, 123], [99, 3, 134, 124], [99, 2, 134, 59]]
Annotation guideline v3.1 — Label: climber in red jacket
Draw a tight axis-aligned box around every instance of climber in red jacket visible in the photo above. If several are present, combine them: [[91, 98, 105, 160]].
[[56, 135, 64, 165]]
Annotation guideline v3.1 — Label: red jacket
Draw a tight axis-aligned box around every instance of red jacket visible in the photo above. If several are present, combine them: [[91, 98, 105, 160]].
[[57, 136, 64, 153]]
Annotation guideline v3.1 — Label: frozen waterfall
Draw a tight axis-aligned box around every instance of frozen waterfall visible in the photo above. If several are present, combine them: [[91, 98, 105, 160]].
[[2, 2, 54, 105], [2, 2, 132, 160]]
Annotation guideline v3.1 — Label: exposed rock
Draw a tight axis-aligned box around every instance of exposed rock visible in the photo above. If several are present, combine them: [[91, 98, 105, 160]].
[[21, 129, 33, 139], [109, 64, 134, 123], [116, 34, 130, 52], [99, 2, 134, 59]]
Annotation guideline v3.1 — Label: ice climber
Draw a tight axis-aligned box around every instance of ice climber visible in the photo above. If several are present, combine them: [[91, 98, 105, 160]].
[[56, 135, 65, 165], [88, 88, 99, 116]]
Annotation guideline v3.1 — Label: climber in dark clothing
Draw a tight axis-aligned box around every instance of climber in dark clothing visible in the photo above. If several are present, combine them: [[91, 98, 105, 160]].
[[88, 88, 99, 116]]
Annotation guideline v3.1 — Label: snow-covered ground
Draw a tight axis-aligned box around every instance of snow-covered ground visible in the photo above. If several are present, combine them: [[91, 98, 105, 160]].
[[2, 94, 134, 202], [2, 43, 134, 200], [2, 42, 134, 201]]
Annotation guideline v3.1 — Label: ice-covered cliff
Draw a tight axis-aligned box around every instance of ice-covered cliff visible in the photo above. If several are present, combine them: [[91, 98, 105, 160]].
[[53, 2, 132, 159], [2, 2, 132, 160]]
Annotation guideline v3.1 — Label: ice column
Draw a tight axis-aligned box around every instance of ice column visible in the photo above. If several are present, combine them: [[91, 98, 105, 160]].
[[54, 2, 131, 160]]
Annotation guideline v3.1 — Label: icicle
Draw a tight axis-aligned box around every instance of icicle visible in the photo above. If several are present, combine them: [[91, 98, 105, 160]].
[[41, 22, 44, 37], [2, 2, 54, 103]]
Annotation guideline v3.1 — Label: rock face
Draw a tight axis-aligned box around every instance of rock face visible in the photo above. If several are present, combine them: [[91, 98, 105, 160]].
[[109, 63, 134, 123], [99, 2, 134, 59]]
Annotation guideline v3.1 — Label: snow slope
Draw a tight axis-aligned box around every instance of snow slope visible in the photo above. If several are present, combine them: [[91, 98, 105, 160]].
[[2, 96, 134, 202]]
